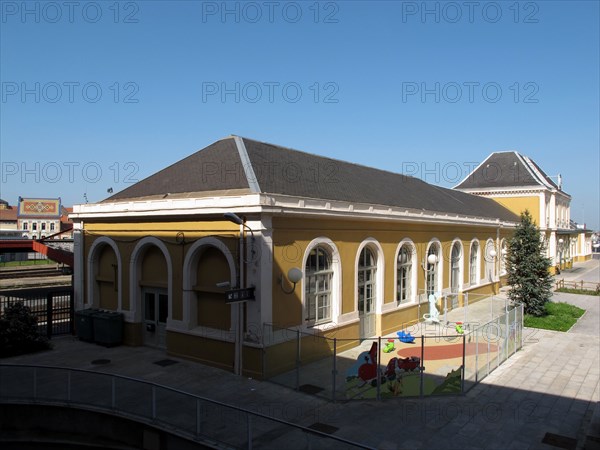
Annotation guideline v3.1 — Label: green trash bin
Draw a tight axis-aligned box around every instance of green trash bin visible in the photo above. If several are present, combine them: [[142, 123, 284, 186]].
[[93, 311, 124, 347], [75, 308, 99, 342]]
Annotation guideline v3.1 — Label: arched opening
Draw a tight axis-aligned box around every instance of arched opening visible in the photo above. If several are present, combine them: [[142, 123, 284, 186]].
[[138, 245, 169, 348], [426, 242, 441, 297], [304, 245, 333, 326], [95, 244, 118, 310], [358, 246, 377, 339], [195, 246, 232, 331], [450, 241, 462, 308], [485, 239, 496, 282], [396, 242, 416, 305], [182, 237, 237, 333], [470, 240, 480, 286]]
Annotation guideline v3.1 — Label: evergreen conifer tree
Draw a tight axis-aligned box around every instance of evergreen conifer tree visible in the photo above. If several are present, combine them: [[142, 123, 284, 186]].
[[506, 210, 553, 316]]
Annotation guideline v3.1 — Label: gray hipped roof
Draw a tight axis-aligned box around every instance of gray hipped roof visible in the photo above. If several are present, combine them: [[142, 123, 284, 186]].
[[455, 151, 564, 192], [106, 136, 519, 222]]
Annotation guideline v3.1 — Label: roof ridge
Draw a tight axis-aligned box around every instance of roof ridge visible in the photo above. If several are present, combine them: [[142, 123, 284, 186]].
[[233, 136, 261, 193], [240, 136, 423, 181]]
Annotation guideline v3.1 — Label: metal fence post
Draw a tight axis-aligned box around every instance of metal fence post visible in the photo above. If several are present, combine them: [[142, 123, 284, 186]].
[[331, 338, 337, 402], [419, 336, 425, 398], [376, 337, 381, 401], [196, 399, 202, 437], [151, 385, 156, 420], [486, 324, 490, 377], [262, 324, 267, 380], [497, 317, 501, 367], [504, 305, 510, 361], [46, 292, 53, 339], [33, 367, 37, 400], [464, 293, 468, 327], [475, 328, 479, 383], [461, 334, 466, 393], [295, 329, 300, 391], [111, 377, 116, 410], [520, 304, 524, 350], [247, 413, 253, 450], [69, 289, 75, 335]]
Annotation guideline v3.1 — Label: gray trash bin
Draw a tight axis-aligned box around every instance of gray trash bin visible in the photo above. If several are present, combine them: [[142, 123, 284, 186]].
[[93, 311, 124, 347], [75, 308, 99, 342]]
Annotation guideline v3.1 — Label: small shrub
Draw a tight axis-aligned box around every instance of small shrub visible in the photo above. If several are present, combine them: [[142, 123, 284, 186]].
[[0, 302, 52, 357]]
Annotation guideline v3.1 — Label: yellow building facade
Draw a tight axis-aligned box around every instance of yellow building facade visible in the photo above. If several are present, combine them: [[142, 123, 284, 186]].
[[72, 137, 518, 377], [455, 151, 593, 273]]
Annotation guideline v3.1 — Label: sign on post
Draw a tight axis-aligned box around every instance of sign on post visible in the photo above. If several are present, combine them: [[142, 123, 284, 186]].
[[225, 287, 255, 303]]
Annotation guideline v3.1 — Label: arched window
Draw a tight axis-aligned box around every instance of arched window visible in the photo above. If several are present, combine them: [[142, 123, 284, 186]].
[[470, 241, 479, 285], [426, 242, 440, 296], [358, 246, 377, 338], [485, 239, 496, 281], [397, 245, 413, 304], [500, 239, 507, 275], [450, 242, 461, 295], [305, 245, 333, 324]]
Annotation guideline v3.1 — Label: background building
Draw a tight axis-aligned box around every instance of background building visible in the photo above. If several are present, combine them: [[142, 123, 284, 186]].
[[455, 151, 593, 271], [17, 197, 73, 240]]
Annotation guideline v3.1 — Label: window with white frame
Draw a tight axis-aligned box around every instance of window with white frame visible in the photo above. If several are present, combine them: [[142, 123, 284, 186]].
[[397, 245, 412, 304], [23, 222, 28, 230], [470, 241, 479, 285], [450, 242, 461, 294], [305, 245, 333, 324], [500, 239, 507, 275], [485, 239, 496, 281], [426, 243, 440, 296], [358, 247, 377, 314]]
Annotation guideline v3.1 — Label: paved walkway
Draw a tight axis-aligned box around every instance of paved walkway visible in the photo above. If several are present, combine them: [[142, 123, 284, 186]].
[[1, 260, 599, 449]]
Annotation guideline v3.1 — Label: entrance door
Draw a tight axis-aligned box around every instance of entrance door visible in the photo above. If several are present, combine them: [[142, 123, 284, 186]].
[[143, 288, 168, 348], [358, 247, 376, 339]]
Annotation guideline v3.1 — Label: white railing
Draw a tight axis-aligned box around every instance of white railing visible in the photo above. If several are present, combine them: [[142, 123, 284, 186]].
[[0, 364, 373, 450]]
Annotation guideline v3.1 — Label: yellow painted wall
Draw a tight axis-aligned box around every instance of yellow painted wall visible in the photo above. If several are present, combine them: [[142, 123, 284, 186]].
[[96, 244, 118, 310], [271, 217, 512, 328], [195, 246, 231, 330], [82, 214, 513, 377], [141, 246, 167, 287], [489, 196, 540, 224], [168, 331, 235, 372], [82, 220, 239, 321]]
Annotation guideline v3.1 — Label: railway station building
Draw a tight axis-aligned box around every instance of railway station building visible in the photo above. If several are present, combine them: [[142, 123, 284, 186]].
[[69, 136, 585, 376]]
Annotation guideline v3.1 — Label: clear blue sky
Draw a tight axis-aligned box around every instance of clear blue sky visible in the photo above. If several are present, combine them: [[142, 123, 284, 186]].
[[1, 1, 599, 229]]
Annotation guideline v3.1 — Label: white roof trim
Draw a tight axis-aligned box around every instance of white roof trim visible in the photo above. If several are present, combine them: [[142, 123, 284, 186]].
[[453, 152, 496, 189], [71, 191, 517, 228], [233, 136, 261, 194], [261, 194, 517, 228], [520, 154, 555, 190]]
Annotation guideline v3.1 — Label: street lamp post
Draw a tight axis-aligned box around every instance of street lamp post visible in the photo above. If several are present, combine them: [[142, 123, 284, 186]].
[[224, 212, 254, 376]]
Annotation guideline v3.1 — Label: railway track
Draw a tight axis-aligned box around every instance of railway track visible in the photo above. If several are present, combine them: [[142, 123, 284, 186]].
[[0, 267, 68, 280]]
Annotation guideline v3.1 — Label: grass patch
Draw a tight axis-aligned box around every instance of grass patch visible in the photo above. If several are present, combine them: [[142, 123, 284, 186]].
[[524, 302, 586, 332], [0, 259, 54, 267], [555, 287, 600, 296]]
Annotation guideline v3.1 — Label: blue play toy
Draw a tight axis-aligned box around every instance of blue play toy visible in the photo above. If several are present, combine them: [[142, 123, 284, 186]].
[[396, 330, 415, 343]]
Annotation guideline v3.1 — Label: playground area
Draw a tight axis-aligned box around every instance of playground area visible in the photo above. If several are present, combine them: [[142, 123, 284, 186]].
[[264, 294, 523, 401]]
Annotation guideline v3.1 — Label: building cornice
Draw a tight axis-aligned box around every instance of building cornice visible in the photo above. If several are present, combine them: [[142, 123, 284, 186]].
[[70, 193, 517, 228]]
